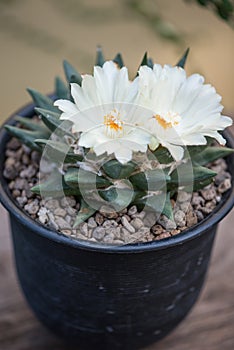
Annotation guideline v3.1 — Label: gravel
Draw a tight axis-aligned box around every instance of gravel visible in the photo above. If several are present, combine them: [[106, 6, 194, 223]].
[[3, 137, 233, 245], [87, 217, 98, 229], [174, 210, 186, 227], [92, 227, 106, 240], [121, 216, 136, 233]]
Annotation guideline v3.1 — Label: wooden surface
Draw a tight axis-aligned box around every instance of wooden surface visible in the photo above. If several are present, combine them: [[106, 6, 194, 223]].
[[0, 204, 233, 350], [0, 1, 234, 349]]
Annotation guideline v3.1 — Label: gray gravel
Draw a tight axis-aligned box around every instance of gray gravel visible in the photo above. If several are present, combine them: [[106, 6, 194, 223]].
[[3, 137, 232, 245]]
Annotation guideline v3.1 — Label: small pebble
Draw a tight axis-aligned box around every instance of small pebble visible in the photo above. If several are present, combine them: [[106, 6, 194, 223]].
[[177, 191, 191, 203], [66, 206, 77, 216], [218, 178, 231, 193], [113, 240, 125, 245], [55, 216, 70, 229], [155, 232, 171, 240], [137, 227, 151, 236], [200, 207, 213, 215], [205, 200, 216, 210], [151, 224, 164, 235], [88, 237, 98, 242], [121, 227, 131, 241], [105, 227, 119, 236], [103, 233, 115, 243], [86, 230, 92, 239], [16, 196, 27, 206], [215, 172, 231, 186], [118, 208, 128, 215], [74, 233, 87, 240], [92, 227, 106, 241], [15, 148, 23, 159], [75, 202, 80, 211], [191, 195, 205, 207], [121, 216, 135, 233], [79, 222, 89, 236], [65, 215, 72, 225], [128, 205, 138, 216], [60, 197, 76, 208], [143, 212, 157, 228], [87, 217, 97, 229], [132, 211, 146, 220], [22, 145, 31, 155], [195, 210, 204, 222], [103, 220, 118, 229], [22, 188, 34, 199], [174, 210, 186, 227], [12, 189, 21, 198], [212, 160, 227, 172], [5, 157, 16, 167], [5, 149, 17, 158], [45, 199, 59, 210], [124, 231, 143, 244], [130, 218, 144, 230], [24, 200, 39, 215], [54, 208, 67, 217], [95, 213, 104, 225], [22, 154, 30, 165], [8, 180, 15, 190], [200, 187, 216, 201], [38, 207, 49, 224], [179, 201, 191, 212], [31, 151, 40, 163], [3, 165, 18, 180], [15, 178, 29, 190], [20, 165, 37, 179], [123, 214, 131, 222], [99, 205, 118, 219], [158, 215, 176, 230], [7, 138, 21, 150], [215, 158, 227, 170], [62, 229, 72, 236], [186, 210, 198, 227], [170, 229, 181, 236]]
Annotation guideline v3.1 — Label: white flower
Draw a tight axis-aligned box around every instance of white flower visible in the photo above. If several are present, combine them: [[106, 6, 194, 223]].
[[137, 64, 233, 160], [77, 106, 151, 163], [54, 61, 151, 163]]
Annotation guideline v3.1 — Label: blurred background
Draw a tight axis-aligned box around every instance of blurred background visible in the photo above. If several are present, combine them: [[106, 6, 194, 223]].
[[0, 0, 233, 121], [0, 1, 234, 349]]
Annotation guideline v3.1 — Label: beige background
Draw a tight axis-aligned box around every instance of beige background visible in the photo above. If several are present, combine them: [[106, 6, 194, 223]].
[[0, 1, 234, 349], [0, 0, 234, 121]]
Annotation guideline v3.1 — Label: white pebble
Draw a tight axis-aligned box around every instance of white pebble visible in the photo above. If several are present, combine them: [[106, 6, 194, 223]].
[[130, 218, 144, 230], [87, 217, 97, 228], [121, 216, 135, 233], [92, 227, 106, 240]]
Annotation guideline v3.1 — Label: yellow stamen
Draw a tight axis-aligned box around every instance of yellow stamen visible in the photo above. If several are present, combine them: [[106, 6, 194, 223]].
[[103, 110, 124, 138], [154, 112, 180, 130], [104, 115, 123, 132]]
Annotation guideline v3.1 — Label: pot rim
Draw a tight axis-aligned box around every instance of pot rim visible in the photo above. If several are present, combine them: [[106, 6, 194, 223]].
[[0, 101, 234, 254]]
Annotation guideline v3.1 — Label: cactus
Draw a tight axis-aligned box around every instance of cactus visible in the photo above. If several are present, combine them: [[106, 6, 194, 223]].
[[5, 48, 233, 227]]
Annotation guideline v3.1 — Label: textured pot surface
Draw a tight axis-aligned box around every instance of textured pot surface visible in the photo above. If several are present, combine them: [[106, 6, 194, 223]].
[[1, 103, 234, 350]]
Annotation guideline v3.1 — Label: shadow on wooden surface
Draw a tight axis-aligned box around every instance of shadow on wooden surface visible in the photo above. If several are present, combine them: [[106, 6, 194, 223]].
[[0, 1, 233, 348]]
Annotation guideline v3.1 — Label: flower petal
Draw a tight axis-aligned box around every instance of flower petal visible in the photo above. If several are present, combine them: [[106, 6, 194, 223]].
[[162, 143, 184, 161], [54, 99, 79, 120], [137, 64, 233, 154]]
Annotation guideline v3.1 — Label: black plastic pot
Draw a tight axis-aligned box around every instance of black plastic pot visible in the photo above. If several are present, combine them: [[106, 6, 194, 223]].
[[0, 103, 234, 350]]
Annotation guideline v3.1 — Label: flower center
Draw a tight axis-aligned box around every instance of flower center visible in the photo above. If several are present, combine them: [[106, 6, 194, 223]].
[[104, 109, 124, 138], [154, 111, 181, 129]]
